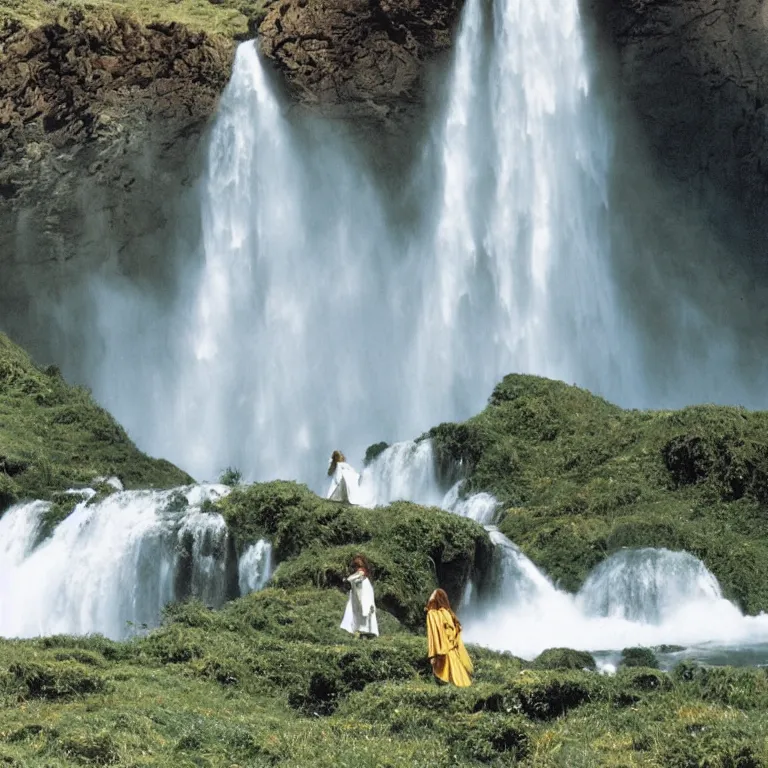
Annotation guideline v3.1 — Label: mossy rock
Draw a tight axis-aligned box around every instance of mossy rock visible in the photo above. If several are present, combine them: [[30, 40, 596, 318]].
[[8, 659, 108, 700], [620, 647, 659, 669], [221, 483, 490, 628], [364, 441, 389, 465], [0, 332, 191, 509], [659, 724, 763, 768], [444, 712, 529, 763], [617, 667, 672, 693], [531, 647, 597, 672]]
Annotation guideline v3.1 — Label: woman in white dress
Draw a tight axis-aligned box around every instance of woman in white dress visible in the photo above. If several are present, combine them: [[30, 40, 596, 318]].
[[340, 554, 379, 638], [326, 450, 361, 504]]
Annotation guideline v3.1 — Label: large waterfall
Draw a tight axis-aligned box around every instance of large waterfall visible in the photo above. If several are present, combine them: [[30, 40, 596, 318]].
[[125, 0, 633, 487], [68, 0, 767, 491]]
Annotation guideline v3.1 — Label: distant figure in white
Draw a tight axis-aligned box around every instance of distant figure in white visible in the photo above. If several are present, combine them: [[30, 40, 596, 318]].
[[326, 449, 361, 504], [341, 554, 379, 638]]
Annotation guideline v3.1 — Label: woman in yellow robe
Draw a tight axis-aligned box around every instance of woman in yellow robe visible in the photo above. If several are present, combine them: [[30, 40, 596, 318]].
[[426, 588, 473, 687]]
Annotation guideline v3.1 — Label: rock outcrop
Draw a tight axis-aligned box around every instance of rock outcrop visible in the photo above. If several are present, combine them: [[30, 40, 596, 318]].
[[258, 0, 463, 130], [0, 10, 235, 351], [587, 0, 768, 259]]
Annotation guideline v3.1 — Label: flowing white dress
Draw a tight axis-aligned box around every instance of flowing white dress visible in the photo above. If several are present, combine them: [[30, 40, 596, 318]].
[[340, 570, 379, 636], [326, 460, 361, 504]]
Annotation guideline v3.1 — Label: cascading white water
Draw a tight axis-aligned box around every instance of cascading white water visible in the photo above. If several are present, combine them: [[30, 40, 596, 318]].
[[0, 485, 272, 640], [578, 547, 723, 623], [361, 440, 768, 661], [238, 539, 273, 596], [75, 0, 645, 491]]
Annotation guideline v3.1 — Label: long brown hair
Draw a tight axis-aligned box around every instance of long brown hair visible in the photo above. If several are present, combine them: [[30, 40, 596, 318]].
[[351, 554, 371, 579], [426, 588, 461, 632], [328, 449, 346, 476]]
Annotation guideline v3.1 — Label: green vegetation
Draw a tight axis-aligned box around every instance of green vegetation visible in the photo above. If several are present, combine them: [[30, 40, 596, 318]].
[[219, 481, 490, 628], [4, 336, 768, 763], [531, 648, 597, 672], [364, 441, 390, 466], [426, 373, 768, 612], [1, 591, 767, 766], [0, 332, 191, 509], [621, 647, 659, 670], [0, 0, 269, 38]]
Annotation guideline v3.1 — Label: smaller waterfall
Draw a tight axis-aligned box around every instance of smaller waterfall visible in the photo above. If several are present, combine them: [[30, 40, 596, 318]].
[[362, 439, 768, 661], [0, 485, 272, 640], [358, 440, 446, 508], [578, 547, 723, 623], [238, 539, 273, 595]]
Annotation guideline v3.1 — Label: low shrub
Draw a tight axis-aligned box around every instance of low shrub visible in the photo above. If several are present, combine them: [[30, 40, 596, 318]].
[[444, 712, 529, 763], [53, 729, 119, 765], [620, 646, 659, 669], [531, 647, 597, 671]]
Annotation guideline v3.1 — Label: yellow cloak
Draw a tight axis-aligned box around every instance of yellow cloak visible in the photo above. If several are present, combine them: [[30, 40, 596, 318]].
[[426, 607, 473, 687]]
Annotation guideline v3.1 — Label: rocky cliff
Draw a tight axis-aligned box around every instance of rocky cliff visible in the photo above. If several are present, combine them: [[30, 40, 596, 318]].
[[587, 0, 768, 260], [0, 9, 235, 353], [258, 0, 462, 130], [0, 0, 463, 363]]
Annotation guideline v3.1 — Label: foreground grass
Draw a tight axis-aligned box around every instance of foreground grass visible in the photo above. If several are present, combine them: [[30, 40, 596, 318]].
[[2, 589, 767, 767], [0, 0, 268, 38], [427, 374, 768, 613], [0, 332, 191, 508]]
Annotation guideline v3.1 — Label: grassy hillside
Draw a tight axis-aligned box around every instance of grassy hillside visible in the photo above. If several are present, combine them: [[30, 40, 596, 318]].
[[427, 374, 768, 613], [0, 332, 191, 509], [0, 0, 268, 38], [1, 590, 767, 767], [220, 481, 490, 628]]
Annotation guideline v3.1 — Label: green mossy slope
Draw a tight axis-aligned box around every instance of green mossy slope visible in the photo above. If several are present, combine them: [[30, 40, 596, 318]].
[[220, 481, 491, 629], [427, 373, 768, 612], [1, 590, 767, 767], [0, 332, 191, 509]]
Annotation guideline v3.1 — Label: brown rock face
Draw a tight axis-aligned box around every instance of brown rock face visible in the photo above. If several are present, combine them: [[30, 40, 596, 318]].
[[0, 10, 234, 353], [257, 0, 463, 130], [587, 0, 768, 258]]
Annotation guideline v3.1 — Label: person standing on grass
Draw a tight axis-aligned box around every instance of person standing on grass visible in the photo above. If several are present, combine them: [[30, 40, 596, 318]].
[[340, 554, 379, 638], [426, 588, 473, 687]]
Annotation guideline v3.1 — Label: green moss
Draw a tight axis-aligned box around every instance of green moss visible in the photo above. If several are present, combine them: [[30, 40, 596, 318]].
[[364, 441, 389, 466], [0, 0, 269, 39], [620, 647, 659, 669], [531, 648, 597, 672], [428, 373, 768, 612], [221, 482, 490, 628], [0, 333, 191, 510]]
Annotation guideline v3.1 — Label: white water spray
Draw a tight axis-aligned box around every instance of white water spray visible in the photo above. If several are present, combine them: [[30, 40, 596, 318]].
[[362, 440, 768, 661], [238, 539, 273, 596], [0, 485, 271, 640]]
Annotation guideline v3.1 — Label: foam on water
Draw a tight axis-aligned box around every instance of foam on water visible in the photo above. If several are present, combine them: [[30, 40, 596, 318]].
[[363, 440, 768, 660], [0, 485, 270, 640]]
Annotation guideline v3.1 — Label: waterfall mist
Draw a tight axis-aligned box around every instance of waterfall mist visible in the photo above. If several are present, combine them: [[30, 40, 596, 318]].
[[3, 0, 768, 494]]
